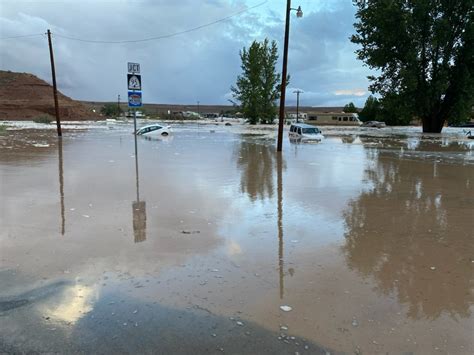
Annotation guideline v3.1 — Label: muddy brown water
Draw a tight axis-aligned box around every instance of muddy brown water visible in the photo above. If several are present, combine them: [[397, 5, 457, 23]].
[[0, 125, 473, 354]]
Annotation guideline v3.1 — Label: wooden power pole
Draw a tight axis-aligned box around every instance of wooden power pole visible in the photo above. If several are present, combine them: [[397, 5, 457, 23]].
[[47, 29, 62, 137]]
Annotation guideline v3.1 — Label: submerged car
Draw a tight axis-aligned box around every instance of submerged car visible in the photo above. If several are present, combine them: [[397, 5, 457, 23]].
[[361, 121, 386, 128], [289, 123, 324, 141], [136, 124, 172, 136]]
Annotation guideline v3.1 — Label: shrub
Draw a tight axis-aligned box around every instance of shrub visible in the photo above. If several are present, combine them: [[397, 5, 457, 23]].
[[33, 114, 53, 124]]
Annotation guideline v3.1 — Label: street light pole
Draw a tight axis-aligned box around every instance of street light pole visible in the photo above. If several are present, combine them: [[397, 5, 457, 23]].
[[277, 1, 302, 152], [293, 89, 303, 123]]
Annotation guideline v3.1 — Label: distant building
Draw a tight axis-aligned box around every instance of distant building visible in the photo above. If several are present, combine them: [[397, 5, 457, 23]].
[[287, 112, 307, 120], [306, 112, 362, 126]]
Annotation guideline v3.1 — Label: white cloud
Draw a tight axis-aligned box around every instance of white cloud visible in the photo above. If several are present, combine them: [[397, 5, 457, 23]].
[[334, 89, 367, 96]]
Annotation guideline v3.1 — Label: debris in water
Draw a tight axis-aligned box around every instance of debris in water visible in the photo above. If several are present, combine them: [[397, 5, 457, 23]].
[[181, 230, 200, 234], [352, 319, 359, 327], [133, 310, 138, 314], [82, 215, 90, 218], [280, 305, 292, 312], [33, 143, 50, 148], [291, 240, 299, 243], [430, 266, 436, 270], [280, 325, 288, 331], [212, 333, 217, 337], [236, 321, 244, 326]]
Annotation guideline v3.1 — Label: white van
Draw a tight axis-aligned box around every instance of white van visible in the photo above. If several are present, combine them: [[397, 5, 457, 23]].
[[289, 123, 324, 141]]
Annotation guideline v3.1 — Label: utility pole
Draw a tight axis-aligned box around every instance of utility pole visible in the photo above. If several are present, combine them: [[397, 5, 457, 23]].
[[117, 94, 121, 117], [293, 89, 303, 123], [277, 0, 291, 152], [277, 2, 302, 152], [47, 29, 62, 137], [197, 101, 200, 116]]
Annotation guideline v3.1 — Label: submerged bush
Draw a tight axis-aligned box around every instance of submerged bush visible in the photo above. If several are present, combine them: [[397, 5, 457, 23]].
[[33, 114, 53, 124]]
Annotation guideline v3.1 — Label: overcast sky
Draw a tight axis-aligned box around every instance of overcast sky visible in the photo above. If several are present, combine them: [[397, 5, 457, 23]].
[[0, 0, 373, 107]]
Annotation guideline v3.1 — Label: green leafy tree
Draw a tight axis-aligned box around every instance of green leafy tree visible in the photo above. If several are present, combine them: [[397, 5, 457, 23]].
[[231, 39, 283, 124], [358, 96, 380, 122], [351, 0, 474, 132], [100, 103, 120, 117], [343, 102, 358, 113]]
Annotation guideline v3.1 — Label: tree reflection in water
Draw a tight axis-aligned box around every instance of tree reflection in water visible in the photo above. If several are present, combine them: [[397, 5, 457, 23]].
[[342, 144, 473, 320], [236, 139, 278, 202]]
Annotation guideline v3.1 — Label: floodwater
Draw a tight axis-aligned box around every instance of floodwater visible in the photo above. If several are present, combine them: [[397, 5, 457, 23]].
[[1, 123, 473, 354]]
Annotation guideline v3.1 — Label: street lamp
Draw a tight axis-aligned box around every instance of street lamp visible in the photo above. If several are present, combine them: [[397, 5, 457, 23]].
[[277, 1, 303, 152], [293, 89, 303, 123]]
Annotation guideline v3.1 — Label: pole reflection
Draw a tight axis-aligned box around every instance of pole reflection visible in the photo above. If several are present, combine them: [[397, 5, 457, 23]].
[[132, 134, 147, 243], [57, 137, 65, 236], [277, 153, 284, 299]]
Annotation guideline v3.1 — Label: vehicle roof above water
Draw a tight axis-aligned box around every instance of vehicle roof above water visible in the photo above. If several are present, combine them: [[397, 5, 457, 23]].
[[290, 123, 320, 129], [138, 123, 164, 129]]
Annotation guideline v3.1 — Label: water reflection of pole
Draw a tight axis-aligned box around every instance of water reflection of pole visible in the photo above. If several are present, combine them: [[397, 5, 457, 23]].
[[57, 138, 65, 235], [277, 154, 284, 299], [132, 133, 146, 243], [134, 132, 140, 201]]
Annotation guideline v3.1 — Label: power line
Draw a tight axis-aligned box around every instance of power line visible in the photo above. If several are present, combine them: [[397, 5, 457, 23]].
[[53, 1, 268, 44], [0, 33, 44, 40]]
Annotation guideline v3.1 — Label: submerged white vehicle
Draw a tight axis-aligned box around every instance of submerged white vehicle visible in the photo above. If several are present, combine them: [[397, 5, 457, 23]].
[[289, 123, 324, 141], [135, 123, 172, 136]]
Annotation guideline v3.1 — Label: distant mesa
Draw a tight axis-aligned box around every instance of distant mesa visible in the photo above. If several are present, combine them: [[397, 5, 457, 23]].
[[0, 70, 99, 121]]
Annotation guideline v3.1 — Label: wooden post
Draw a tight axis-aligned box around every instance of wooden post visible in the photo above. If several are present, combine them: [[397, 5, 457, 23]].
[[47, 29, 62, 136]]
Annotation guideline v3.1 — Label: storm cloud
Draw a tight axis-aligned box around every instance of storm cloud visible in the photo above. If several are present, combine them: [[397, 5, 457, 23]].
[[0, 0, 372, 106]]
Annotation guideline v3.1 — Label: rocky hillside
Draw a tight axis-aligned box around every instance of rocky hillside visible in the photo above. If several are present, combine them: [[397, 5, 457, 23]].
[[0, 71, 98, 120]]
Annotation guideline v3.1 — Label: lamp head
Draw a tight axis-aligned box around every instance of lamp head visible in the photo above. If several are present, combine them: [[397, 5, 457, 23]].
[[296, 6, 303, 18]]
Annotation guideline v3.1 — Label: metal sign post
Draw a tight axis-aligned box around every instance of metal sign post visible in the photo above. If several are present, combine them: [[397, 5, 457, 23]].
[[127, 62, 146, 243]]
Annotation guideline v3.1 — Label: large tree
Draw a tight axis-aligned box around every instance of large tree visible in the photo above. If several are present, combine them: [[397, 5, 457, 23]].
[[351, 0, 474, 132], [231, 39, 282, 124], [358, 95, 380, 122]]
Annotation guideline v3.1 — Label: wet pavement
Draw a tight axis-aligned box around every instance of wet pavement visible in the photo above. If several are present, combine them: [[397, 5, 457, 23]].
[[0, 123, 473, 354]]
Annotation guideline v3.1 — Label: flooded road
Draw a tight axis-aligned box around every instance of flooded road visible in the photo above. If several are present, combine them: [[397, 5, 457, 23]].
[[1, 124, 473, 354]]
